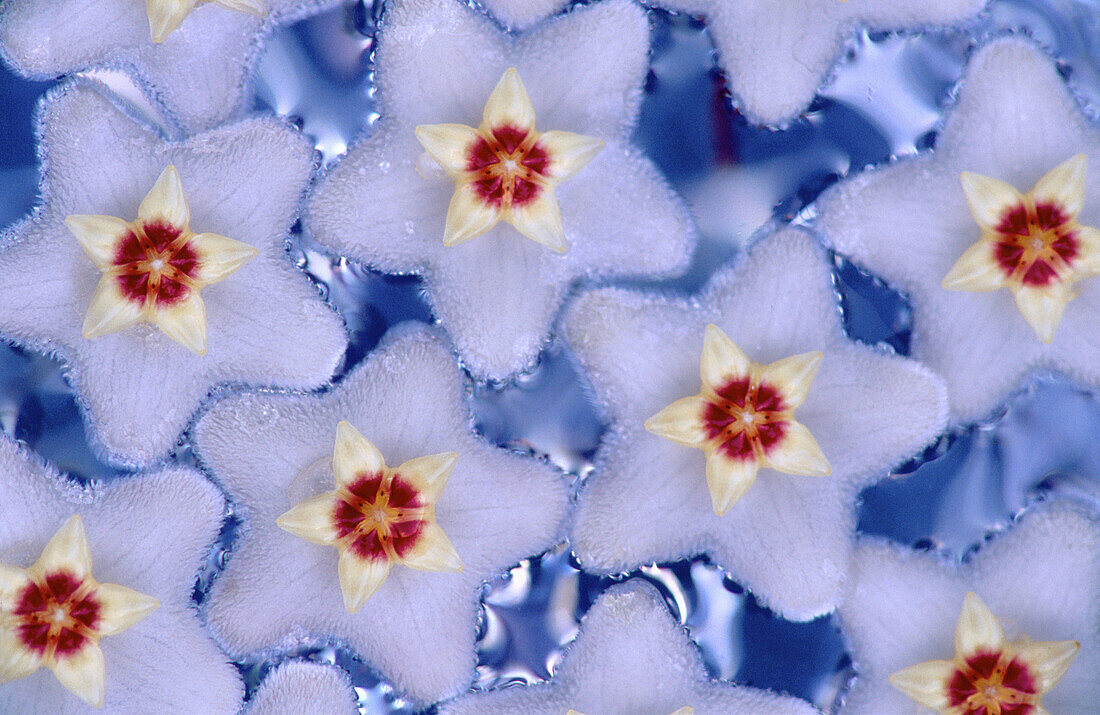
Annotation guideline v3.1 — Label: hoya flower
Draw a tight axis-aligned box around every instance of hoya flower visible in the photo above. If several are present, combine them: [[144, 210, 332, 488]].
[[0, 434, 243, 711], [562, 229, 948, 620], [0, 81, 346, 467], [193, 325, 570, 704], [443, 580, 818, 714], [817, 38, 1100, 423], [647, 0, 987, 125], [246, 661, 358, 715], [307, 0, 694, 380], [0, 0, 340, 133], [838, 502, 1100, 713]]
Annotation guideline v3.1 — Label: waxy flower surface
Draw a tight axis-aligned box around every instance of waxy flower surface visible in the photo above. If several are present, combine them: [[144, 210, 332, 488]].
[[0, 82, 346, 467], [246, 661, 358, 715], [562, 229, 948, 619], [194, 326, 570, 703], [817, 38, 1100, 423], [0, 434, 243, 711], [838, 503, 1100, 713], [477, 0, 570, 30], [443, 580, 818, 715], [648, 0, 987, 125], [308, 0, 694, 380], [0, 0, 339, 133], [277, 420, 463, 612]]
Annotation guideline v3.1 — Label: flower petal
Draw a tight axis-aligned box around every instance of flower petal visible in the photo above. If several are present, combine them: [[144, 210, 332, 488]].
[[0, 627, 41, 683], [506, 191, 567, 253], [396, 452, 458, 505], [277, 493, 340, 546], [138, 165, 190, 227], [247, 661, 360, 715], [337, 550, 392, 614], [1073, 225, 1100, 274], [644, 395, 708, 449], [64, 215, 130, 271], [954, 592, 1006, 656], [0, 565, 29, 610], [942, 239, 1007, 291], [82, 276, 145, 341], [415, 124, 481, 178], [759, 351, 823, 408], [191, 233, 258, 286], [888, 659, 954, 711], [538, 130, 604, 182], [704, 451, 758, 516], [153, 292, 208, 355], [700, 323, 749, 388], [444, 182, 502, 247], [146, 0, 198, 43], [1013, 284, 1071, 343], [93, 582, 160, 637], [401, 521, 464, 573], [49, 641, 105, 708], [1015, 639, 1081, 693], [960, 171, 1022, 231], [1032, 153, 1087, 217], [763, 420, 831, 477], [482, 68, 536, 133], [214, 0, 265, 16], [333, 421, 386, 487], [34, 515, 92, 580]]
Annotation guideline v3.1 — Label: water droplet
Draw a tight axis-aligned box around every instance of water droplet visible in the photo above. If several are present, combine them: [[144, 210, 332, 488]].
[[378, 160, 391, 172], [404, 220, 415, 235]]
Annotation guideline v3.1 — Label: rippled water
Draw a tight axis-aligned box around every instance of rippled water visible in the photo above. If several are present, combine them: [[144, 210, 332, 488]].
[[2, 0, 1100, 712]]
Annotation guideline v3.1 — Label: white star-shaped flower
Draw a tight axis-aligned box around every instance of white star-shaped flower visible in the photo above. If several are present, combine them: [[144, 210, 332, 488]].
[[307, 0, 694, 380], [0, 0, 339, 133], [0, 82, 346, 467], [246, 661, 359, 715], [562, 229, 948, 620], [0, 434, 244, 711], [193, 325, 570, 704], [838, 502, 1100, 713], [647, 0, 987, 125], [817, 38, 1100, 423], [442, 580, 818, 715]]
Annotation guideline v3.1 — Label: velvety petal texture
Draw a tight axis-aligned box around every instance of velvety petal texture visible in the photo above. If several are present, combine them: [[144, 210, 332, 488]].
[[442, 580, 818, 714], [479, 0, 570, 29], [817, 38, 1100, 423], [307, 0, 694, 380], [562, 229, 949, 620], [246, 661, 359, 715], [0, 81, 347, 467], [0, 434, 243, 712], [193, 325, 570, 704], [838, 502, 1100, 713], [0, 0, 341, 133], [651, 0, 987, 125]]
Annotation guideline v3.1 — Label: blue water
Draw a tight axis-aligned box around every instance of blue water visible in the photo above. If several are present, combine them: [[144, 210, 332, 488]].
[[2, 0, 1099, 711]]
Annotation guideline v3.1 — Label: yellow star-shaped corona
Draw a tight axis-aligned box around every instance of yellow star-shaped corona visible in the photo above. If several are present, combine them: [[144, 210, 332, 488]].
[[890, 592, 1079, 714], [145, 0, 265, 44], [944, 154, 1100, 342], [414, 68, 605, 253], [645, 324, 831, 515], [65, 164, 258, 355], [0, 515, 159, 708], [277, 421, 464, 613]]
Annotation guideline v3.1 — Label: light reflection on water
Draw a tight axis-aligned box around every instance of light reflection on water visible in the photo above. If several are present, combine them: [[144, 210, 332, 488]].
[[1, 0, 1099, 712]]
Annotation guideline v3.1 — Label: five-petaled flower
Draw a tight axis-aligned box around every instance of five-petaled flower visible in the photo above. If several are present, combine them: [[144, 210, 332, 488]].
[[146, 0, 264, 43], [645, 324, 830, 515], [277, 420, 463, 613], [943, 154, 1100, 343], [415, 68, 604, 252], [890, 592, 1079, 715], [65, 164, 257, 356], [0, 515, 159, 708]]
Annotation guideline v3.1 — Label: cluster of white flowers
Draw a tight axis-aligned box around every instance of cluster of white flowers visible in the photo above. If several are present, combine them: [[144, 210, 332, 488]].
[[0, 0, 1098, 713]]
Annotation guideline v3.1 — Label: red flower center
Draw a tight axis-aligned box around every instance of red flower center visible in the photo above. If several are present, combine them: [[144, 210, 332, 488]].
[[465, 125, 551, 209], [12, 570, 101, 659], [333, 472, 427, 562], [947, 650, 1039, 715], [114, 220, 200, 307], [993, 202, 1079, 287], [702, 377, 789, 461]]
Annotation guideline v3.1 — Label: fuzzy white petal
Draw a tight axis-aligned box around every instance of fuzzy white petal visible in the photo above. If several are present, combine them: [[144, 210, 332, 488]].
[[247, 661, 359, 715], [477, 0, 569, 29]]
